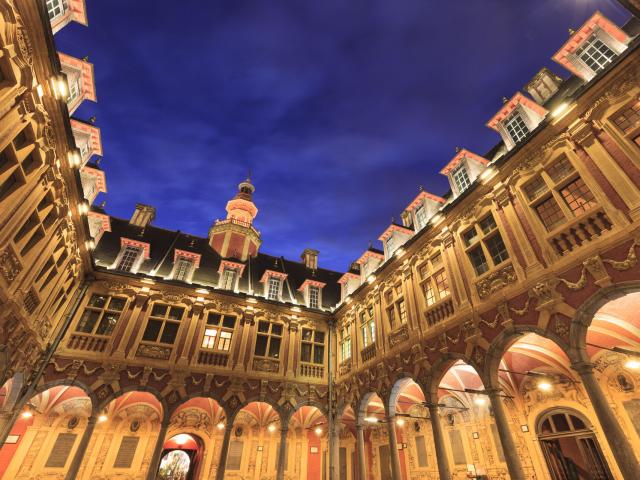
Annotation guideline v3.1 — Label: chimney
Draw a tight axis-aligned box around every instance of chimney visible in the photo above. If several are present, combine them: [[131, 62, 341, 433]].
[[130, 204, 156, 228], [301, 248, 319, 270], [524, 67, 563, 105]]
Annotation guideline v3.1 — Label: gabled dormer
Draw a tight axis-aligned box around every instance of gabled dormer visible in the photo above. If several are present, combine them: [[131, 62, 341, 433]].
[[525, 67, 564, 105], [338, 263, 360, 300], [87, 209, 110, 245], [553, 11, 632, 82], [218, 260, 245, 291], [486, 93, 548, 150], [47, 0, 88, 34], [169, 249, 201, 283], [298, 279, 326, 309], [378, 223, 413, 259], [58, 53, 96, 115], [260, 270, 288, 301], [71, 119, 102, 167], [79, 163, 106, 204], [401, 189, 446, 231], [355, 247, 384, 282], [440, 149, 489, 197]]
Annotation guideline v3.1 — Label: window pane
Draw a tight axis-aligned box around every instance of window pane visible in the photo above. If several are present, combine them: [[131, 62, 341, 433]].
[[76, 310, 100, 333], [222, 315, 236, 329], [462, 228, 478, 247], [302, 329, 313, 341], [546, 156, 575, 183], [151, 304, 168, 317], [535, 196, 565, 231], [160, 322, 179, 344], [424, 282, 436, 306], [468, 246, 489, 275], [271, 324, 283, 336], [452, 165, 471, 192], [269, 337, 281, 358], [168, 307, 183, 320], [485, 234, 509, 266], [301, 343, 312, 362], [218, 331, 232, 351], [96, 313, 119, 335], [208, 313, 222, 325], [523, 176, 548, 201], [434, 270, 450, 298], [88, 294, 107, 308], [313, 346, 324, 364], [561, 177, 596, 215], [254, 335, 268, 356], [612, 100, 640, 134], [577, 35, 616, 72], [142, 319, 162, 342], [258, 321, 270, 333], [479, 215, 497, 234], [108, 297, 126, 311], [505, 112, 530, 143], [314, 331, 325, 344], [202, 328, 217, 349]]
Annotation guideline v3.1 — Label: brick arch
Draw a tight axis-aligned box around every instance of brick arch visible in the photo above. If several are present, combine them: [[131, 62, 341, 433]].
[[228, 399, 284, 428], [356, 391, 383, 426], [387, 375, 427, 417], [97, 385, 169, 423], [483, 324, 571, 390], [168, 391, 230, 420], [570, 281, 640, 363], [427, 352, 484, 400]]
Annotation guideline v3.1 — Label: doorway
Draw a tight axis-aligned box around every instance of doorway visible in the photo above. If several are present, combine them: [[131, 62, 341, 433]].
[[157, 434, 202, 480], [537, 410, 613, 480]]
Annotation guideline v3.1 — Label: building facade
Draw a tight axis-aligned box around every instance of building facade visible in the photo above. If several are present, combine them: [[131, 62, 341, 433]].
[[0, 1, 640, 480]]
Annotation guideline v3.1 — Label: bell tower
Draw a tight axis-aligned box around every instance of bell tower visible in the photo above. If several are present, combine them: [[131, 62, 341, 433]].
[[208, 177, 261, 260]]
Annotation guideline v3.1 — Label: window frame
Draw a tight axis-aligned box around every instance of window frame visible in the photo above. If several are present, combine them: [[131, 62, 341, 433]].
[[220, 268, 237, 291], [115, 245, 142, 273], [300, 328, 326, 365], [339, 326, 352, 362], [451, 163, 471, 194], [254, 320, 283, 359], [504, 110, 530, 144], [359, 307, 376, 348], [201, 312, 236, 352], [141, 303, 185, 346], [418, 253, 451, 308], [308, 285, 320, 309], [461, 213, 510, 277], [75, 293, 127, 336], [46, 0, 68, 20], [575, 33, 617, 74], [172, 257, 194, 283], [266, 276, 282, 301]]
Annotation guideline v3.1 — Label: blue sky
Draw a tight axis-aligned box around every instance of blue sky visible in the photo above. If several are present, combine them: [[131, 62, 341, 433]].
[[56, 0, 630, 272]]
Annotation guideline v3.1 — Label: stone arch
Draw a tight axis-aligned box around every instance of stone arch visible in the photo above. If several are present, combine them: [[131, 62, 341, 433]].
[[428, 352, 483, 400], [289, 398, 329, 420], [168, 391, 230, 421], [570, 281, 640, 363], [228, 398, 285, 428], [534, 405, 596, 435], [356, 391, 382, 426], [388, 375, 424, 417], [483, 324, 571, 390], [98, 385, 169, 423], [34, 379, 98, 414]]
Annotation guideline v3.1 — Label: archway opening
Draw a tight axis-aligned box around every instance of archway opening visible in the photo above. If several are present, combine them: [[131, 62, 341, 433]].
[[289, 405, 328, 479], [0, 385, 91, 479], [337, 405, 357, 480], [227, 401, 281, 477], [159, 433, 203, 480], [359, 392, 386, 480], [168, 397, 224, 479]]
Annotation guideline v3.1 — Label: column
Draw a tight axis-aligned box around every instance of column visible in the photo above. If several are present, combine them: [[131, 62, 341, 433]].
[[329, 421, 340, 480], [385, 412, 402, 480], [573, 361, 640, 479], [215, 423, 234, 480], [427, 403, 451, 480], [276, 426, 288, 480], [356, 424, 366, 480], [487, 389, 525, 480], [146, 420, 169, 480], [65, 415, 96, 480]]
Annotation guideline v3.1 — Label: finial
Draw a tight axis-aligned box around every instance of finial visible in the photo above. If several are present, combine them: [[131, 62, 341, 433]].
[[247, 168, 252, 181], [568, 28, 575, 35], [368, 241, 373, 249], [391, 216, 395, 224], [82, 55, 90, 62], [502, 97, 509, 104], [455, 146, 461, 153], [99, 200, 106, 208], [89, 116, 97, 124], [95, 157, 102, 166], [418, 185, 424, 191]]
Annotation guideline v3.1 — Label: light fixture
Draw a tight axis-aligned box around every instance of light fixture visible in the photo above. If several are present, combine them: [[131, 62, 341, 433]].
[[430, 213, 444, 225], [268, 424, 276, 433], [345, 296, 352, 304], [67, 150, 81, 168], [141, 278, 155, 285], [173, 433, 191, 445], [364, 416, 379, 423], [196, 296, 205, 303], [85, 240, 95, 250], [140, 286, 151, 293], [396, 418, 405, 427], [537, 381, 553, 392], [291, 306, 301, 313], [314, 426, 323, 435], [366, 275, 376, 284], [217, 422, 225, 430], [473, 396, 487, 406], [246, 297, 258, 304], [551, 102, 570, 118], [479, 167, 497, 183], [21, 410, 33, 419], [78, 202, 89, 215], [195, 288, 209, 295], [50, 75, 69, 101], [625, 358, 640, 370], [98, 414, 108, 423], [36, 84, 44, 98], [394, 248, 406, 258]]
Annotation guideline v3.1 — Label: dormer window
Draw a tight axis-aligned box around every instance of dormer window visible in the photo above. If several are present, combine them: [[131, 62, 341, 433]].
[[309, 286, 319, 309], [385, 236, 395, 256], [220, 269, 236, 290], [67, 78, 80, 104], [268, 276, 280, 300], [46, 0, 68, 20], [114, 239, 149, 273], [575, 35, 616, 73], [298, 279, 325, 309], [504, 111, 530, 144], [414, 205, 427, 230], [451, 163, 471, 193], [170, 249, 201, 283]]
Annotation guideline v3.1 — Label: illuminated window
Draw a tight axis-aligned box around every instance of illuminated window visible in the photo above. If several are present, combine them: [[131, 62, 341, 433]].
[[46, 0, 68, 20], [254, 321, 283, 359], [76, 294, 126, 336], [415, 205, 428, 230], [434, 270, 450, 298], [173, 258, 193, 282], [397, 300, 407, 324], [340, 330, 352, 361], [561, 177, 597, 215], [360, 309, 376, 348], [463, 214, 509, 276], [535, 196, 565, 230], [612, 100, 640, 134], [452, 164, 471, 193], [142, 304, 184, 345], [308, 285, 320, 309], [505, 111, 530, 144], [267, 276, 280, 301], [576, 35, 616, 73], [201, 313, 236, 351], [301, 328, 325, 364], [220, 268, 236, 290], [116, 246, 141, 272]]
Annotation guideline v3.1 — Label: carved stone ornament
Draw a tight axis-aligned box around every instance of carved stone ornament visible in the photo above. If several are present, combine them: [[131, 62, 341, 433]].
[[389, 324, 409, 347], [136, 344, 171, 360], [476, 264, 517, 299], [252, 357, 279, 373], [531, 278, 561, 308], [0, 246, 22, 283]]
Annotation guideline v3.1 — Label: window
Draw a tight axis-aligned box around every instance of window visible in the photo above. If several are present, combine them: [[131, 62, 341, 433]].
[[452, 164, 471, 193], [173, 257, 193, 282], [67, 78, 80, 104], [385, 236, 395, 255], [612, 99, 640, 134], [46, 0, 68, 20], [308, 285, 320, 309], [522, 157, 597, 232], [576, 35, 616, 73], [340, 328, 351, 361], [142, 304, 184, 345], [415, 205, 427, 230], [397, 299, 407, 323], [360, 309, 375, 347], [301, 328, 325, 364], [116, 246, 141, 272], [76, 294, 126, 335], [201, 313, 235, 351], [420, 255, 450, 307], [79, 140, 90, 159], [505, 111, 530, 144], [267, 276, 281, 300], [254, 321, 283, 358], [220, 268, 236, 290], [462, 213, 509, 276]]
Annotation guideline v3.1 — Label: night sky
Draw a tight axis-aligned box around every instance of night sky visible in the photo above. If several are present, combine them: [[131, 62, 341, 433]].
[[55, 0, 630, 272]]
